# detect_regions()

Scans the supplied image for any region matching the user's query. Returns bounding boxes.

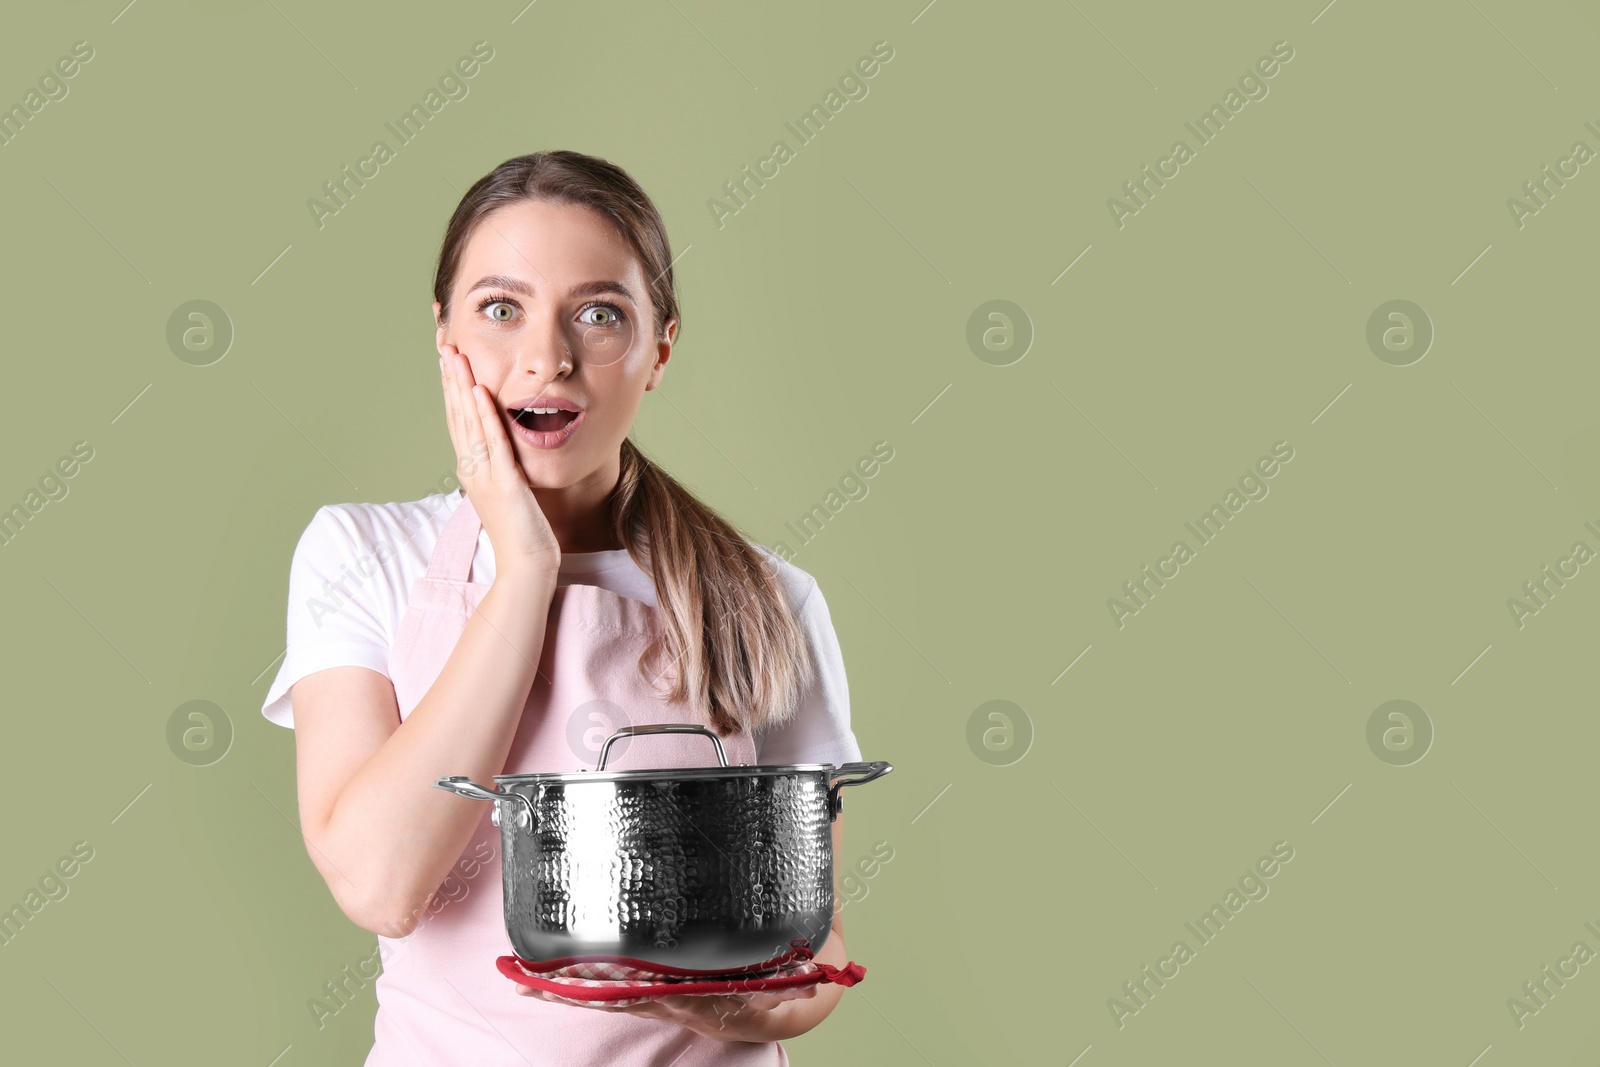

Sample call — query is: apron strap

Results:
[426,490,483,582]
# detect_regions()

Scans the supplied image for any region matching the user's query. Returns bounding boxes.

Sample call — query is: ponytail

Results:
[609,436,814,736]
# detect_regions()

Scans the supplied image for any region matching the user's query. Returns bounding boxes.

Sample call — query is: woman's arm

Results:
[290,345,564,937]
[291,560,558,938]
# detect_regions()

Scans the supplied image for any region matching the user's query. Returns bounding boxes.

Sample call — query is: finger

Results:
[471,384,522,483]
[562,997,626,1012]
[469,385,510,480]
[442,345,476,475]
[452,354,490,481]
[440,348,464,462]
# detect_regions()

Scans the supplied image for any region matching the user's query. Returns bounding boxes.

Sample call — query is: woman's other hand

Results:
[514,983,817,1041]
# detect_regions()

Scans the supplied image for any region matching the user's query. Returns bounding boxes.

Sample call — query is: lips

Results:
[505,395,584,412]
[505,395,583,434]
[511,408,579,433]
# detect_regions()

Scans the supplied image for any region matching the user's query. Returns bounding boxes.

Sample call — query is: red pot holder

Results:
[496,938,866,1006]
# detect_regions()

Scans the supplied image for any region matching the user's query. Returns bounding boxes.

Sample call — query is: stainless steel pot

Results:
[434,723,892,973]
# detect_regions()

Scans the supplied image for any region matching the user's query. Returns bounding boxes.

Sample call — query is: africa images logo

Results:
[1106,40,1296,229]
[1106,441,1295,629]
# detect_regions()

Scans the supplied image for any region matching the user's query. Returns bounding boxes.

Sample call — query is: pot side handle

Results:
[827,761,892,820]
[434,775,538,833]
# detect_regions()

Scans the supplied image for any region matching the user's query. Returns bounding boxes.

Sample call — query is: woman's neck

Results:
[528,463,624,553]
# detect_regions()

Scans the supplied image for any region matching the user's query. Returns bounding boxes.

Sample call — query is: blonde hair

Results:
[432,150,814,736]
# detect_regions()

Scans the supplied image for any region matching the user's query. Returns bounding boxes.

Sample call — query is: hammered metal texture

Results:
[496,770,835,971]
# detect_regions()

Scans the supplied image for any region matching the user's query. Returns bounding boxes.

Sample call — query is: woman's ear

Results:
[433,301,449,356]
[645,317,676,392]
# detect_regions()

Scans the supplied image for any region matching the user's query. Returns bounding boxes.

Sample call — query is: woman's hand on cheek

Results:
[438,341,563,577]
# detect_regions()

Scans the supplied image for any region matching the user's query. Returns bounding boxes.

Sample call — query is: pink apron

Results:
[366,493,785,1066]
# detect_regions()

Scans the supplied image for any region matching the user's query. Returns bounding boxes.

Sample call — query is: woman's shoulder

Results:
[747,543,826,616]
[310,486,460,526]
[294,488,462,563]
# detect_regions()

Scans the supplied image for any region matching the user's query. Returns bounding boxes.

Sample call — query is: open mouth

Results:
[510,407,580,433]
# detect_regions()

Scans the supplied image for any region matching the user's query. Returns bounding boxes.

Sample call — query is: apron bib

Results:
[364,492,782,1067]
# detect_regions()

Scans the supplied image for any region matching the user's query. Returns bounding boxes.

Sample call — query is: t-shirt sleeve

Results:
[753,575,864,767]
[260,505,395,729]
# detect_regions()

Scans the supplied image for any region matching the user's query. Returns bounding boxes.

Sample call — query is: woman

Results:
[261,150,865,1065]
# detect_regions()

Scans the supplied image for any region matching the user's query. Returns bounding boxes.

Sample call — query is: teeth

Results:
[520,406,562,414]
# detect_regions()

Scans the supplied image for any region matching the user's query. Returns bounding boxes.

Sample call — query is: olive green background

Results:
[4,0,1600,1063]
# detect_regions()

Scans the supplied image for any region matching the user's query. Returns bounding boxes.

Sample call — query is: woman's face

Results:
[433,198,672,490]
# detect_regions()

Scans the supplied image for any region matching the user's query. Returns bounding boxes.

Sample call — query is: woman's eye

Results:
[485,301,517,323]
[581,305,622,327]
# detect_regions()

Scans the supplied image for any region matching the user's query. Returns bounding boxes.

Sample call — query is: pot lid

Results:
[491,762,841,787]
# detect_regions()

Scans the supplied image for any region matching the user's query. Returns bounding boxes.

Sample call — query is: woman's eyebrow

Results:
[466,275,636,303]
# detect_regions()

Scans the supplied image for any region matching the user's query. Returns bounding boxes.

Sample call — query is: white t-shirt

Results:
[260,488,863,767]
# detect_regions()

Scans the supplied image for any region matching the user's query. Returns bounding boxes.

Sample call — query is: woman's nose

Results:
[511,325,573,381]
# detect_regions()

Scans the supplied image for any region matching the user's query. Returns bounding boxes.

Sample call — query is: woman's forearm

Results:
[319,564,558,935]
